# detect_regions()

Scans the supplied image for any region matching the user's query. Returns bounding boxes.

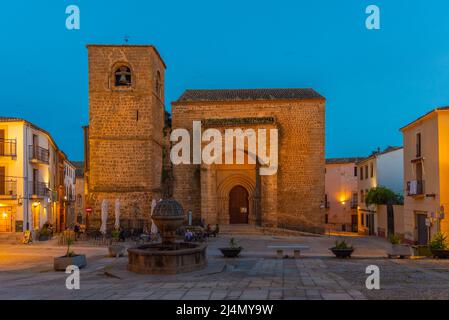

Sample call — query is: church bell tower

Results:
[85,45,166,230]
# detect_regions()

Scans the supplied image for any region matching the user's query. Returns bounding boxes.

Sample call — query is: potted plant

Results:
[54,237,87,271]
[430,232,449,259]
[330,239,354,258]
[387,234,411,258]
[108,229,126,258]
[219,238,243,258]
[38,225,52,242]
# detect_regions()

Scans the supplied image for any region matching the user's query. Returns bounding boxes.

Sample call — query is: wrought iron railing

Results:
[29,145,49,164]
[407,180,425,196]
[28,181,49,197]
[0,139,17,157]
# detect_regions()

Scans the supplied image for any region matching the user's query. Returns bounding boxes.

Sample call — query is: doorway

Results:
[366,213,375,235]
[0,208,12,232]
[416,213,428,245]
[387,204,395,237]
[229,185,249,224]
[32,203,40,230]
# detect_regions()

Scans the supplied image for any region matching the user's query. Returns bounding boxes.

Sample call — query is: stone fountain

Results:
[127,199,207,274]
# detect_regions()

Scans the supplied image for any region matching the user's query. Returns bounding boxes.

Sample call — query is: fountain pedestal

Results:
[127,199,207,274]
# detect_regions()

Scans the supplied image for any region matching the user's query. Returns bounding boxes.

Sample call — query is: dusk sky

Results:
[1,0,449,161]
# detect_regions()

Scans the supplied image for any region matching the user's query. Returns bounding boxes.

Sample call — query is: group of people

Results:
[184,221,219,242]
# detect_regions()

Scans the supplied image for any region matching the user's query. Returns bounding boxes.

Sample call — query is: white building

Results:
[357,146,404,235]
[0,118,70,239]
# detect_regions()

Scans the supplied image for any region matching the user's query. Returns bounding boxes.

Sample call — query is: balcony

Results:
[407,180,425,196]
[28,181,49,198]
[0,178,17,198]
[29,145,49,164]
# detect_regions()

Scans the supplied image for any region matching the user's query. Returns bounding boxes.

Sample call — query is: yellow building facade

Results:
[401,108,449,244]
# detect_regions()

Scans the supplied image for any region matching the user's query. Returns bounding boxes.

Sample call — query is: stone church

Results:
[84,45,326,233]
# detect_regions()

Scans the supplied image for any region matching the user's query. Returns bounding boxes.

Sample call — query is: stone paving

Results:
[0,234,448,300]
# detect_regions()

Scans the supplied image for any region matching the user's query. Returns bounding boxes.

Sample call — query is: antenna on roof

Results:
[124,35,130,44]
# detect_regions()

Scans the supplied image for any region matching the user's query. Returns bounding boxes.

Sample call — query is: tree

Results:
[365,186,403,206]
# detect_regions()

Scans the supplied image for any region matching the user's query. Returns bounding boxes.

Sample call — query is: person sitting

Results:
[74,223,81,240]
[119,227,126,242]
[206,224,212,237]
[185,230,194,242]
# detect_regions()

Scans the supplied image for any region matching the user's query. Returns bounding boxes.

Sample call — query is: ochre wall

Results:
[171,99,325,233]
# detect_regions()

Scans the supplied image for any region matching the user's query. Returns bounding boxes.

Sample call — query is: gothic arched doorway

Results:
[229,185,249,224]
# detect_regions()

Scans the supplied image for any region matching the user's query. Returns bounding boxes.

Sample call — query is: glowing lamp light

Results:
[33,201,40,207]
[1,213,7,219]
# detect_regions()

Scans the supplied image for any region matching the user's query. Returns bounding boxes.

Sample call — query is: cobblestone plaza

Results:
[1,234,448,300]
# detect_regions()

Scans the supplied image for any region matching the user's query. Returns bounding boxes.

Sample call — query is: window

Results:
[365,165,368,179]
[416,132,422,158]
[115,66,132,86]
[352,192,358,205]
[370,163,374,178]
[360,167,363,180]
[354,166,358,177]
[361,190,365,204]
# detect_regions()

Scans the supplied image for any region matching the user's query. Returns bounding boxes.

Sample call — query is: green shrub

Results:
[365,186,402,206]
[229,238,239,248]
[429,232,448,250]
[111,230,120,240]
[66,237,76,257]
[389,234,402,245]
[334,239,353,250]
[40,226,51,237]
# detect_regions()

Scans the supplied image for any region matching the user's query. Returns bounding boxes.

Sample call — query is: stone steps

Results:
[219,224,262,235]
[219,225,322,237]
[0,232,22,244]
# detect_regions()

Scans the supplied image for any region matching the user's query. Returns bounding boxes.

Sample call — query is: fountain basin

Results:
[127,242,207,274]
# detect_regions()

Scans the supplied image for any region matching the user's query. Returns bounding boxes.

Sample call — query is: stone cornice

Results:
[202,117,276,127]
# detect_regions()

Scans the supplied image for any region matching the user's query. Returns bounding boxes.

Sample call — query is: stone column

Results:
[260,166,278,228]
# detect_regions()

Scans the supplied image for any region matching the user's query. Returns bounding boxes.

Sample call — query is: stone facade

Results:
[84,45,166,230]
[172,92,326,233]
[84,45,326,234]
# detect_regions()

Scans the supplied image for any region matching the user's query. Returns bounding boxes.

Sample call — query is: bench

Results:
[268,245,311,259]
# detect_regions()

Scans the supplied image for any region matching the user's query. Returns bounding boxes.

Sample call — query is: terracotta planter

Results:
[219,247,242,258]
[431,249,449,259]
[54,255,87,271]
[330,248,354,258]
[108,244,126,258]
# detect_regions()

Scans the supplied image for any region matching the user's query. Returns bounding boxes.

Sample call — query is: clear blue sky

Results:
[1,0,449,161]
